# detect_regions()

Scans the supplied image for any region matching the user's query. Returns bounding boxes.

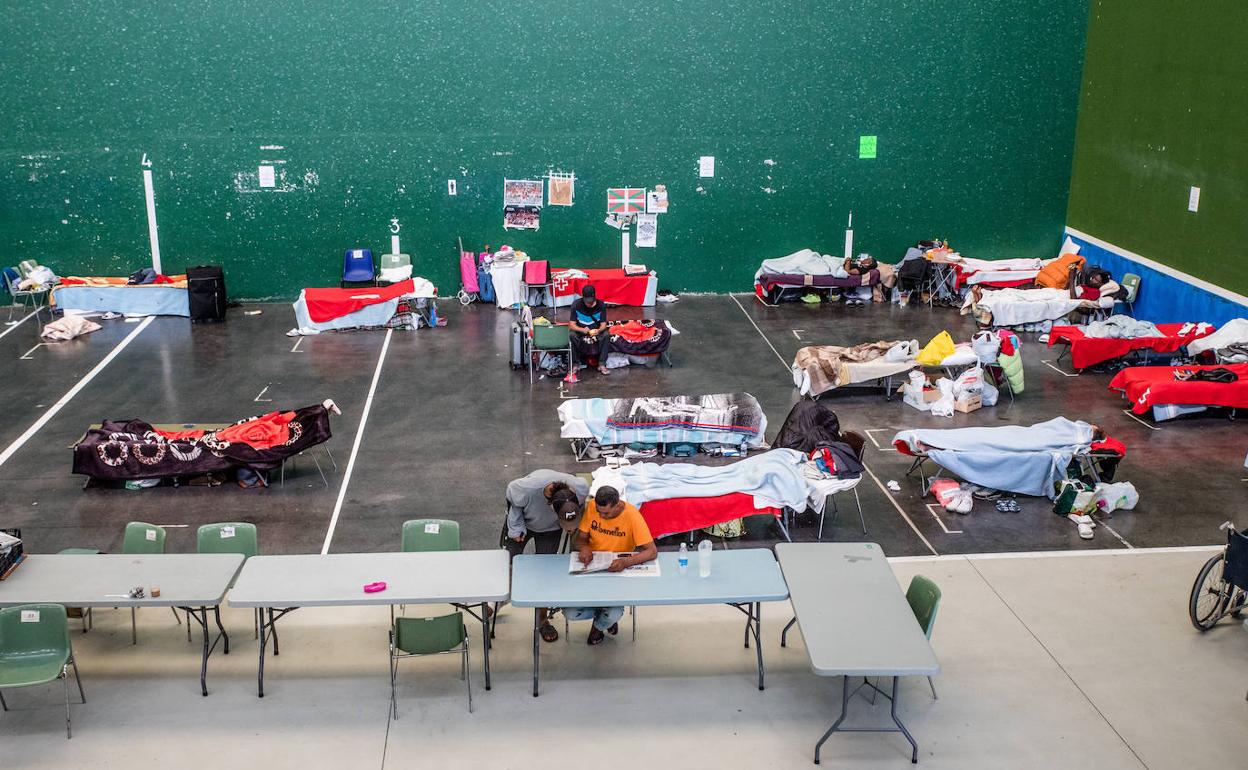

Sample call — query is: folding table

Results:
[228,550,509,697]
[775,542,939,764]
[511,548,789,696]
[0,553,244,696]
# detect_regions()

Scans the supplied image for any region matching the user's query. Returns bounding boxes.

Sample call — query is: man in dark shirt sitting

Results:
[568,284,611,379]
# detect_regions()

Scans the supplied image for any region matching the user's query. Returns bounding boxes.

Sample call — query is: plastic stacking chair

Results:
[520,305,573,385]
[905,575,941,699]
[1119,273,1141,316]
[121,522,177,644]
[0,604,86,738]
[341,248,376,286]
[196,523,259,640]
[401,519,460,552]
[3,266,49,322]
[389,612,472,718]
[823,430,868,538]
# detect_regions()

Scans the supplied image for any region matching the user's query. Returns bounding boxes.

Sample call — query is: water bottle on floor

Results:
[678,543,689,575]
[698,539,712,577]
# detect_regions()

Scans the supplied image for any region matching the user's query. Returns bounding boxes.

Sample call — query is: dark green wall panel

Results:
[1067,1,1248,295]
[2,1,1088,300]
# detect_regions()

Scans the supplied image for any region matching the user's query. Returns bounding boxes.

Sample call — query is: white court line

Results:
[925,503,964,534]
[888,544,1220,563]
[254,385,272,402]
[320,328,393,554]
[0,309,39,340]
[1121,409,1161,431]
[863,428,898,451]
[1098,521,1134,548]
[1040,359,1079,377]
[290,338,304,353]
[0,316,154,469]
[19,343,45,360]
[791,329,804,340]
[729,294,788,369]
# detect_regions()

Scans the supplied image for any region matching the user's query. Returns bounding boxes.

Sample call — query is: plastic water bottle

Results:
[698,539,712,578]
[678,543,689,575]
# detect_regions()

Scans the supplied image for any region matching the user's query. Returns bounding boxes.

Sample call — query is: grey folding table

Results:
[511,548,789,696]
[228,550,510,697]
[0,553,244,696]
[775,542,939,764]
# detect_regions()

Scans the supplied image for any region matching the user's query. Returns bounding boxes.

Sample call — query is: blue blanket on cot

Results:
[619,449,810,509]
[53,285,190,317]
[560,397,768,448]
[893,417,1094,499]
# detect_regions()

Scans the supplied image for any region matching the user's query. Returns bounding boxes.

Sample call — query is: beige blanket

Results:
[792,341,910,395]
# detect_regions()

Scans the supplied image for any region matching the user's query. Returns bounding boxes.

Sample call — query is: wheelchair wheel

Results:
[1189,552,1231,631]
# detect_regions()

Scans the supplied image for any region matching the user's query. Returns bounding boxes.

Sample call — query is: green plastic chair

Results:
[389,612,471,718]
[380,253,411,271]
[121,522,173,644]
[520,305,573,384]
[196,523,260,640]
[0,604,86,738]
[906,574,942,699]
[1119,273,1141,316]
[401,519,460,553]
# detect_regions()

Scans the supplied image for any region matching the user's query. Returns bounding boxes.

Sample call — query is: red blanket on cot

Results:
[639,493,780,539]
[303,280,414,323]
[1049,323,1213,370]
[1109,364,1248,414]
[553,269,650,306]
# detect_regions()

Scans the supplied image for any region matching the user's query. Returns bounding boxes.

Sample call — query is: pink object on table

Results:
[363,581,387,593]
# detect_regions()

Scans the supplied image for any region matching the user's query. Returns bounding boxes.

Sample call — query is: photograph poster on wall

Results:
[647,185,668,213]
[503,179,545,207]
[635,213,657,247]
[547,173,575,206]
[503,205,541,230]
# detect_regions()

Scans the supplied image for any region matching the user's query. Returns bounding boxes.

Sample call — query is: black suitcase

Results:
[510,322,526,369]
[187,265,227,323]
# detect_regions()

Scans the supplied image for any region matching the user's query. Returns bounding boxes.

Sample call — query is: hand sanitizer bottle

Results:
[678,542,689,575]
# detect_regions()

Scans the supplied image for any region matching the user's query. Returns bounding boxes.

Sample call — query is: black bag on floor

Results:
[187,265,227,323]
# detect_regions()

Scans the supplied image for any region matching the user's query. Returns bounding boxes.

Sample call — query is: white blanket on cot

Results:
[755,249,847,280]
[591,449,813,511]
[977,287,1110,327]
[1187,318,1248,355]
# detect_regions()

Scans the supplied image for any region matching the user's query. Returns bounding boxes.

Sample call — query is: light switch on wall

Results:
[447,179,457,196]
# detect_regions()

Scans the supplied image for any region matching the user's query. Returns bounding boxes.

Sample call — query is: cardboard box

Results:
[953,394,982,413]
[901,386,942,412]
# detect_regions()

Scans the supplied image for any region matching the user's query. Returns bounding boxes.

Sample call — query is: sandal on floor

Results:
[607,622,619,636]
[1068,513,1095,539]
[539,621,559,643]
[587,626,606,645]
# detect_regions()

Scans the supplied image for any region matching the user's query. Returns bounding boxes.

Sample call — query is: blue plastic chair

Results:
[342,249,375,285]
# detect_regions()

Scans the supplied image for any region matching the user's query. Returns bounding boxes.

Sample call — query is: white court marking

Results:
[1121,409,1161,431]
[19,343,46,360]
[320,329,393,554]
[0,310,39,340]
[254,385,273,402]
[791,329,804,340]
[290,337,304,353]
[0,316,154,469]
[1040,359,1080,377]
[729,294,788,368]
[863,428,898,451]
[925,503,963,534]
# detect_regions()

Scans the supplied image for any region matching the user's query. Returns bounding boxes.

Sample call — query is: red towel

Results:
[524,260,549,284]
[639,493,779,539]
[610,320,659,342]
[303,279,415,323]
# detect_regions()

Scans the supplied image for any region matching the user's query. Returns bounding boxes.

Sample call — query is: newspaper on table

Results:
[568,551,661,577]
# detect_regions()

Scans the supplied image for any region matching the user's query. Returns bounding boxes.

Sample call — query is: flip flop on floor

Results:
[539,621,559,643]
[1068,513,1096,539]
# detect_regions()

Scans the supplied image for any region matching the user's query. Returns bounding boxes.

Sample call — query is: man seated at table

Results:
[568,486,658,645]
[567,284,611,381]
[501,469,590,643]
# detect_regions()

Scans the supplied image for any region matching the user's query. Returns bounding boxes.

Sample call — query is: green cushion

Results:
[532,325,570,349]
[0,605,71,689]
[394,613,465,655]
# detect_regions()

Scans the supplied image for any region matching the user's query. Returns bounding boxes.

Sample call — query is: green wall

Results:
[2,1,1088,300]
[1067,1,1248,295]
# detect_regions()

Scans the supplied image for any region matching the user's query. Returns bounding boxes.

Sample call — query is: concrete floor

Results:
[0,294,1243,558]
[1,548,1244,769]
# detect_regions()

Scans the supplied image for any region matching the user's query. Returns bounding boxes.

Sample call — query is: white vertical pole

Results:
[843,210,854,261]
[621,230,631,268]
[142,169,162,274]
[391,235,401,254]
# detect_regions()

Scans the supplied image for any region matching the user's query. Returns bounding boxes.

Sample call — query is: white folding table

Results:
[228,550,509,697]
[0,553,244,696]
[511,548,789,696]
[776,542,939,764]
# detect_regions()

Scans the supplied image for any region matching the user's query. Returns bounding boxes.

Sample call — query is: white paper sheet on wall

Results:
[258,165,276,188]
[636,213,657,248]
[699,156,715,177]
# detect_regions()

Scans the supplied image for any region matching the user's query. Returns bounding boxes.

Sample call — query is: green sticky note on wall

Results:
[858,135,877,159]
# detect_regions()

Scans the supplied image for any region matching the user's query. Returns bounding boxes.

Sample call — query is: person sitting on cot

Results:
[1067,265,1122,302]
[501,470,590,643]
[567,284,611,381]
[568,486,658,645]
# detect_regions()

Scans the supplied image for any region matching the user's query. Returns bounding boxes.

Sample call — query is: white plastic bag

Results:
[930,378,956,417]
[953,366,983,399]
[1092,482,1138,514]
[886,339,919,362]
[980,377,999,407]
[971,330,1000,363]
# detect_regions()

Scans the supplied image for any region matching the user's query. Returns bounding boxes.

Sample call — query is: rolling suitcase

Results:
[510,322,526,370]
[187,265,227,323]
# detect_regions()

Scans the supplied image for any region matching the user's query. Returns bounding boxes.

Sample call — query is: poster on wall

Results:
[635,213,657,247]
[646,185,668,214]
[607,187,646,214]
[547,173,575,206]
[503,205,541,230]
[503,179,545,207]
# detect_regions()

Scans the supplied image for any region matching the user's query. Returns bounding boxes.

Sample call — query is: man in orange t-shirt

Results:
[568,486,658,645]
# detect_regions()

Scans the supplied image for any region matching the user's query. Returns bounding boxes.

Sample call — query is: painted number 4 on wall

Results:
[141,153,153,168]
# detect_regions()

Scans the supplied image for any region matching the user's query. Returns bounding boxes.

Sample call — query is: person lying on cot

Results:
[501,470,590,643]
[570,486,658,645]
[568,284,611,380]
[1067,265,1122,302]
